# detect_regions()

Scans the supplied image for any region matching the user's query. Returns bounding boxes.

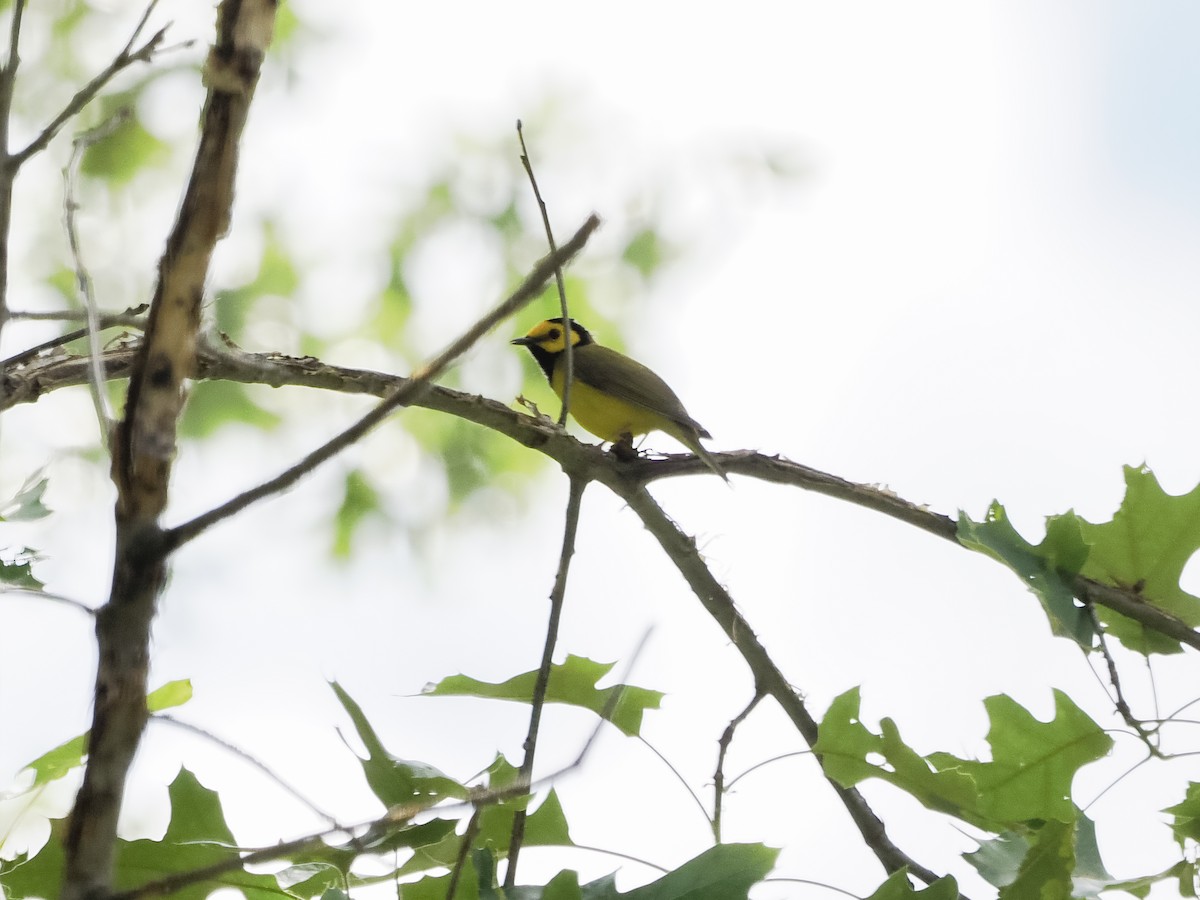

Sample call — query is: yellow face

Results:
[517,319,585,353]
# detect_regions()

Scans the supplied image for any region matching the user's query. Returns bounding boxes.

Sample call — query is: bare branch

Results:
[713,691,764,841]
[616,483,958,891]
[162,214,601,552]
[505,475,587,887]
[13,1,173,166]
[64,112,134,445]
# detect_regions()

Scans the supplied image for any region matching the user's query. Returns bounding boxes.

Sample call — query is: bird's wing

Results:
[571,345,711,438]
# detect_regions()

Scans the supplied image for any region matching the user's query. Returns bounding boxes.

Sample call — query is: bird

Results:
[511,317,727,480]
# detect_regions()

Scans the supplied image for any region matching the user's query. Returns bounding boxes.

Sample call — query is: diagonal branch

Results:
[162,214,600,552]
[614,483,962,893]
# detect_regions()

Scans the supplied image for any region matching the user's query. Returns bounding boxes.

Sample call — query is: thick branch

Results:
[61,4,276,899]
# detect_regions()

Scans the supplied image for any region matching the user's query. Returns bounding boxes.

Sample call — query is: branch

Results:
[713,692,764,841]
[162,213,601,552]
[505,475,587,886]
[64,113,135,445]
[12,0,173,166]
[516,119,573,426]
[61,3,277,898]
[7,343,1195,656]
[614,483,957,891]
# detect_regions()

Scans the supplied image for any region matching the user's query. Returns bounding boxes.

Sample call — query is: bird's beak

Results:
[511,337,536,347]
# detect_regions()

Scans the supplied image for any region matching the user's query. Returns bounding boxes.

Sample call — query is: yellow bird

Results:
[512,318,727,480]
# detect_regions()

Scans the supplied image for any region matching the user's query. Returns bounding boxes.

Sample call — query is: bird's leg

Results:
[610,432,639,462]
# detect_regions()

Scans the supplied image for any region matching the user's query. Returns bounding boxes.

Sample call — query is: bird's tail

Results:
[681,433,729,483]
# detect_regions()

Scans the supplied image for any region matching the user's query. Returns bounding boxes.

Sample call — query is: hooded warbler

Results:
[512,318,727,480]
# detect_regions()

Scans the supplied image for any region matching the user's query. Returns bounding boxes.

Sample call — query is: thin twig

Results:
[0,586,97,616]
[64,112,134,445]
[13,0,172,166]
[637,735,712,827]
[7,305,148,323]
[505,474,587,887]
[0,310,145,370]
[163,213,600,552]
[446,808,482,900]
[1082,602,1160,754]
[516,120,573,427]
[152,714,343,827]
[713,691,764,841]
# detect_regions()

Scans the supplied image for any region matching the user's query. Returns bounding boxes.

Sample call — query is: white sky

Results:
[4,2,1200,898]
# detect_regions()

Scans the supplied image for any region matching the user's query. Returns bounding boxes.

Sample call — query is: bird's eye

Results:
[548,328,561,339]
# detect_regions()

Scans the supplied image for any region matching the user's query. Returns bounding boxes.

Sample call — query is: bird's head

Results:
[511,317,594,355]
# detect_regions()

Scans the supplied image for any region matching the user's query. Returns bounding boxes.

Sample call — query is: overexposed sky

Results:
[4,3,1200,898]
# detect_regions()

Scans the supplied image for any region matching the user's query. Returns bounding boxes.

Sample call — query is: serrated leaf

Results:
[814,688,981,825]
[331,681,467,807]
[864,870,959,900]
[929,691,1111,826]
[423,655,662,737]
[1166,782,1200,847]
[0,768,285,900]
[957,501,1093,647]
[1,473,52,521]
[1074,465,1200,654]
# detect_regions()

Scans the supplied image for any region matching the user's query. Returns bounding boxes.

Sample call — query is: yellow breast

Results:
[550,370,667,443]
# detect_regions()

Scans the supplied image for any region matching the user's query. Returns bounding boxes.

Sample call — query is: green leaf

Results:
[814,688,982,825]
[331,681,467,807]
[81,106,170,184]
[929,691,1111,826]
[180,381,282,438]
[620,843,776,900]
[957,501,1093,647]
[864,870,960,900]
[148,679,194,712]
[276,819,457,897]
[422,655,663,737]
[965,831,1026,889]
[332,469,382,559]
[621,228,670,279]
[0,547,44,591]
[216,222,300,338]
[1074,465,1200,654]
[18,681,192,789]
[998,819,1073,900]
[1166,782,1200,847]
[1,472,52,521]
[0,768,285,900]
[397,789,573,877]
[818,689,1110,831]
